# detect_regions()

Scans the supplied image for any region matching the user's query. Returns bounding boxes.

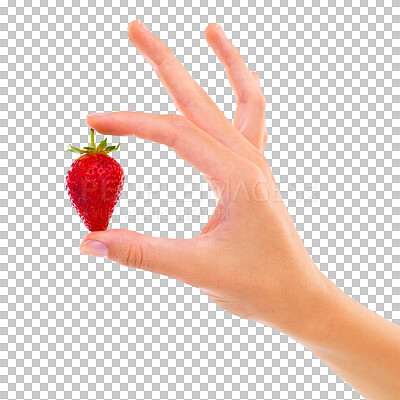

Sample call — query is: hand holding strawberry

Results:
[65,128,124,231]
[73,20,400,400]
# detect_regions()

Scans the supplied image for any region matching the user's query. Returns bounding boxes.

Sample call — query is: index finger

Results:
[86,111,243,187]
[127,20,247,152]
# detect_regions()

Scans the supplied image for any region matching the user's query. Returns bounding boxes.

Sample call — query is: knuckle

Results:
[153,56,172,72]
[175,86,211,109]
[255,92,267,109]
[238,89,266,110]
[252,151,269,173]
[170,113,188,129]
[236,159,263,182]
[247,162,264,182]
[175,91,195,109]
[167,114,188,147]
[124,241,147,270]
[225,49,241,69]
[197,86,211,100]
[169,115,186,145]
[169,114,201,143]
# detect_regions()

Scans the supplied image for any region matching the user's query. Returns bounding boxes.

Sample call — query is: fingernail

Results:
[87,112,109,118]
[80,240,108,258]
[216,24,227,38]
[139,20,151,32]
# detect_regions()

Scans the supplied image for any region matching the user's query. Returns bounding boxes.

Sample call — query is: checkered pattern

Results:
[1,1,399,399]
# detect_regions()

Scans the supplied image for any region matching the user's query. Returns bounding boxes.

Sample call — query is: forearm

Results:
[288,272,400,400]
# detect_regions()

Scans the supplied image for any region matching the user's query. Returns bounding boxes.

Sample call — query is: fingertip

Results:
[127,21,134,42]
[205,23,216,33]
[205,23,219,38]
[127,19,142,40]
[205,24,228,46]
[87,112,109,118]
[85,114,97,129]
[85,112,112,130]
[80,239,109,258]
[80,231,100,249]
[85,117,93,128]
[86,111,137,136]
[80,230,114,254]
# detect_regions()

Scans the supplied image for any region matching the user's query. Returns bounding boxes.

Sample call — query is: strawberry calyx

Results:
[66,128,120,155]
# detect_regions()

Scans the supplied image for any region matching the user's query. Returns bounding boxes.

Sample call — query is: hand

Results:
[80,20,325,336]
[80,21,400,400]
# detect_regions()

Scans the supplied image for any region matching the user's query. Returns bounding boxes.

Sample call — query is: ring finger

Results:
[205,24,267,150]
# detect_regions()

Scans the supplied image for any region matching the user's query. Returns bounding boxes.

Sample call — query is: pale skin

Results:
[80,20,400,399]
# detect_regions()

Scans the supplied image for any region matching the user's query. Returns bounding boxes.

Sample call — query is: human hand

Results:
[79,21,400,399]
[80,20,329,338]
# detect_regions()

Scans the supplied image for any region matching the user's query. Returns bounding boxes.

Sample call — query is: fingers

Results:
[86,111,243,185]
[261,127,268,149]
[126,20,256,162]
[250,71,268,149]
[205,24,267,150]
[251,72,268,148]
[251,71,260,85]
[80,229,210,288]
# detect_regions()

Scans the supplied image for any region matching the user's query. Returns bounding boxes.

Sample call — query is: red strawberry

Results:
[65,128,125,231]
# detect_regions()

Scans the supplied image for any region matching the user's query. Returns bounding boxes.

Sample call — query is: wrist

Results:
[269,266,349,348]
[282,266,400,400]
[283,268,398,355]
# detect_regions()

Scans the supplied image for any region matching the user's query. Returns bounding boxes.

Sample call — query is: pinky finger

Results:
[262,127,268,149]
[251,71,260,86]
[250,72,268,147]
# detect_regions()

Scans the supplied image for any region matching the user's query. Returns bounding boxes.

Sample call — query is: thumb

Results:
[79,229,206,287]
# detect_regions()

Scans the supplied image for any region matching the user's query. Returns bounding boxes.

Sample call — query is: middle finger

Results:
[127,20,257,160]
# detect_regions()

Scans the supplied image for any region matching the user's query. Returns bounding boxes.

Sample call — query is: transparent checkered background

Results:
[1,1,399,399]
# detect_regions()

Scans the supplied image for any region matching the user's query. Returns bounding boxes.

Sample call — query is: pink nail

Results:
[87,112,109,118]
[80,240,108,258]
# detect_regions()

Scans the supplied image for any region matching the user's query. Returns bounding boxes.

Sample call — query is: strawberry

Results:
[65,128,125,231]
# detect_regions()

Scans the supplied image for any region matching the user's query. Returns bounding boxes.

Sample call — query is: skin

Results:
[80,20,400,399]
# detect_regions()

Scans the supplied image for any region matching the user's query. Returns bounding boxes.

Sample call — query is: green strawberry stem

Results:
[66,128,120,155]
[90,128,95,148]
